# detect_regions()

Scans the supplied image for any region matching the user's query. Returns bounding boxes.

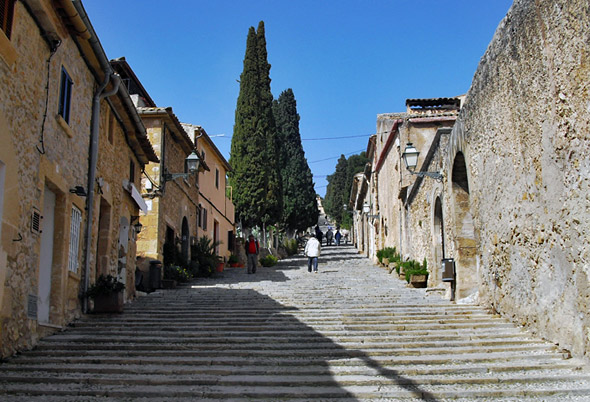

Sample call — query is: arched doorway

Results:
[451,152,478,299]
[433,196,444,284]
[181,217,189,265]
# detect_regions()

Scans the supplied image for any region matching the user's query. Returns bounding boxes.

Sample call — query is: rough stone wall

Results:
[374,115,402,256]
[137,117,200,266]
[95,103,143,301]
[447,0,590,357]
[0,2,94,357]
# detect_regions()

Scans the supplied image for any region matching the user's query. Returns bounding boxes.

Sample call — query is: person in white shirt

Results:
[304,233,321,273]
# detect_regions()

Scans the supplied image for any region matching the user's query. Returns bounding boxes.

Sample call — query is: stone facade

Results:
[135,108,202,269]
[442,0,590,357]
[354,0,590,359]
[0,0,157,358]
[184,124,235,261]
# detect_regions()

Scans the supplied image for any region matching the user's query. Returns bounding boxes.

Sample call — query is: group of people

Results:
[243,225,348,275]
[314,225,345,246]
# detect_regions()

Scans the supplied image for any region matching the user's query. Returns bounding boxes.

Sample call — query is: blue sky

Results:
[83,1,513,197]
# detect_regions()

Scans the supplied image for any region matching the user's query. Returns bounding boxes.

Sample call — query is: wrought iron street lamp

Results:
[163,150,201,182]
[401,142,443,181]
[362,202,379,220]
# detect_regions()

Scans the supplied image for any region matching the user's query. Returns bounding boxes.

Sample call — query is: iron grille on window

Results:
[0,0,15,39]
[68,206,82,273]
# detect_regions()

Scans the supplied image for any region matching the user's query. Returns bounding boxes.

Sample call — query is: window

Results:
[58,67,73,124]
[68,206,82,273]
[129,159,135,184]
[202,208,207,231]
[0,0,16,39]
[107,109,115,144]
[215,168,219,189]
[197,204,202,228]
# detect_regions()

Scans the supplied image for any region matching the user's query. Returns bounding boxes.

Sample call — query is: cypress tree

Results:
[229,21,282,229]
[274,89,318,233]
[255,21,282,226]
[324,154,349,225]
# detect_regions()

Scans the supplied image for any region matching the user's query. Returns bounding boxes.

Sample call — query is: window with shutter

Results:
[58,66,73,124]
[0,0,16,39]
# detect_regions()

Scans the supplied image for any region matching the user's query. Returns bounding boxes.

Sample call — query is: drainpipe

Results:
[82,74,120,313]
[70,0,123,313]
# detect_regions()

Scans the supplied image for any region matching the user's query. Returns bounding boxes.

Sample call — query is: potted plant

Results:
[404,258,429,288]
[163,265,192,288]
[260,254,278,267]
[191,235,222,277]
[228,254,242,267]
[86,274,125,313]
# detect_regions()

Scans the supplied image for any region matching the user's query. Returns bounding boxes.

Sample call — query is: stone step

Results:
[5,351,568,367]
[0,360,585,378]
[1,380,590,400]
[37,337,546,351]
[1,372,590,387]
[22,342,554,359]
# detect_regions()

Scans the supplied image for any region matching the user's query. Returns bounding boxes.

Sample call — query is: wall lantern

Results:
[130,216,143,234]
[163,150,201,182]
[362,202,379,219]
[402,142,443,181]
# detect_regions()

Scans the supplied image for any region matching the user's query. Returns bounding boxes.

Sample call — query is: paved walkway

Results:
[1,245,590,400]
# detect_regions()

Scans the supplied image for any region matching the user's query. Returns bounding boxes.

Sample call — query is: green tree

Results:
[324,154,348,225]
[324,152,369,228]
[229,21,282,228]
[273,89,318,233]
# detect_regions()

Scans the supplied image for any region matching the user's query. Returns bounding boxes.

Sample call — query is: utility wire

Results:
[302,133,375,141]
[309,149,365,164]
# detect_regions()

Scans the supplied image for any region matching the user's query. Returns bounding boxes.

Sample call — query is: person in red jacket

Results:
[245,234,260,274]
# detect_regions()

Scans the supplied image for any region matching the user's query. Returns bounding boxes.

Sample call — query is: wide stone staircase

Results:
[1,245,590,401]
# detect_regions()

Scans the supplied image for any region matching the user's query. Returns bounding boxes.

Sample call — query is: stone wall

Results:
[446,0,590,357]
[0,2,93,357]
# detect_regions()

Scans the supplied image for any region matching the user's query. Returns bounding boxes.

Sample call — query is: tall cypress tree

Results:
[255,21,282,226]
[229,21,282,229]
[324,154,349,225]
[273,89,318,233]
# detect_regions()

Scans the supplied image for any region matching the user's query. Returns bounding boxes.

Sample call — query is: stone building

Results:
[112,59,235,272]
[354,0,590,358]
[0,0,157,357]
[437,0,590,357]
[350,98,461,278]
[183,124,235,261]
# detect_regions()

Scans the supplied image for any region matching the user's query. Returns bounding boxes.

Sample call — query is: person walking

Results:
[304,233,321,273]
[325,228,334,246]
[245,234,259,274]
[334,229,342,246]
[314,225,323,245]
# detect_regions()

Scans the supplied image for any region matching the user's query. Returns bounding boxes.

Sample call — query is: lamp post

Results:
[163,150,202,182]
[401,142,443,181]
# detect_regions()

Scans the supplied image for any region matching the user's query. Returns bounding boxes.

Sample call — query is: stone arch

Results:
[450,151,478,299]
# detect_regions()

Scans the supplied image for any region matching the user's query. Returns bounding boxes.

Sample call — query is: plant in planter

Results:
[228,254,242,267]
[260,254,278,267]
[163,265,192,288]
[190,235,222,277]
[404,258,429,288]
[86,274,125,313]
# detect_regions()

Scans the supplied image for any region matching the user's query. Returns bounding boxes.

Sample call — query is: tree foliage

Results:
[229,21,282,228]
[273,89,318,233]
[324,151,369,227]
